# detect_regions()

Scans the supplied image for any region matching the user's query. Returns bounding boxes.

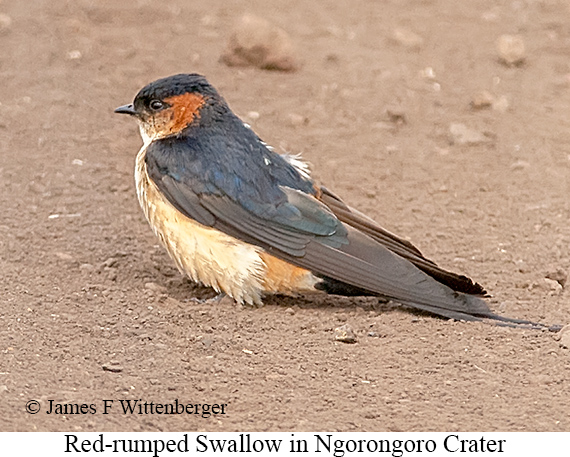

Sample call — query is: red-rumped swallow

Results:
[115,73,555,329]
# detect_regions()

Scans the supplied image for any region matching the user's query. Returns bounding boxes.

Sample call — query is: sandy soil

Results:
[1,0,569,432]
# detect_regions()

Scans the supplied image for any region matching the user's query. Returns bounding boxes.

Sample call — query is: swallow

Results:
[115,73,556,329]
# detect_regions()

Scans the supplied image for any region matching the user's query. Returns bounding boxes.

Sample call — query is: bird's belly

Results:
[134,147,318,305]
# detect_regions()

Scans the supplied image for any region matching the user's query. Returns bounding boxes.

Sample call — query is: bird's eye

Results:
[149,100,164,111]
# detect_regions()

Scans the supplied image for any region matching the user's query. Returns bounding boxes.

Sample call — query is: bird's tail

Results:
[316,275,562,332]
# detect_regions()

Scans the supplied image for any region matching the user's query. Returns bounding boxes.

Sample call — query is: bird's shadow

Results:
[163,276,437,319]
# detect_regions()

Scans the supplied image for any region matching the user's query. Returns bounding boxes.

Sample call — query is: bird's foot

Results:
[203,292,237,307]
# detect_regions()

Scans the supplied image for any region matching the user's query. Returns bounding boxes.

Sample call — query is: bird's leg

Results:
[203,292,227,304]
[203,292,238,307]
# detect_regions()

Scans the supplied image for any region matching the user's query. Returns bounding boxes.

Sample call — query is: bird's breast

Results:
[134,145,318,305]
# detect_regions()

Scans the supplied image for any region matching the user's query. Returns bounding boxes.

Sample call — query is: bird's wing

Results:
[146,143,498,322]
[317,186,487,296]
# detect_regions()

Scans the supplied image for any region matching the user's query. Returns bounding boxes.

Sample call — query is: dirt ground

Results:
[1,0,569,432]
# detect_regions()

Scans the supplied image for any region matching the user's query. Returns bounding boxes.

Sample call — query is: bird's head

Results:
[115,73,223,143]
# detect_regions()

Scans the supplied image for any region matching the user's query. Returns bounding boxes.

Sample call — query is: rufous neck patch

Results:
[164,92,206,134]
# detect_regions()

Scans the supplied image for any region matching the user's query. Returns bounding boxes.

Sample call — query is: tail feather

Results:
[315,275,560,331]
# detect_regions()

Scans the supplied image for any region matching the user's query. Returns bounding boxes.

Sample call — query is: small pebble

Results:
[449,123,491,145]
[79,263,95,273]
[66,50,82,60]
[55,252,74,261]
[496,34,526,66]
[385,106,407,125]
[220,14,298,72]
[334,324,357,344]
[545,269,567,288]
[391,27,423,50]
[510,160,530,171]
[0,13,12,34]
[419,67,436,80]
[201,337,214,348]
[559,325,570,349]
[101,257,118,268]
[470,90,494,110]
[102,364,123,373]
[530,278,563,295]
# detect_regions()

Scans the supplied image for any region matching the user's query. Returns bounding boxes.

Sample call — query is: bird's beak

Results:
[114,104,137,116]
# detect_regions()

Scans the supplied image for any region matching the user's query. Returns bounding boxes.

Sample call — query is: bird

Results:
[114,73,556,330]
